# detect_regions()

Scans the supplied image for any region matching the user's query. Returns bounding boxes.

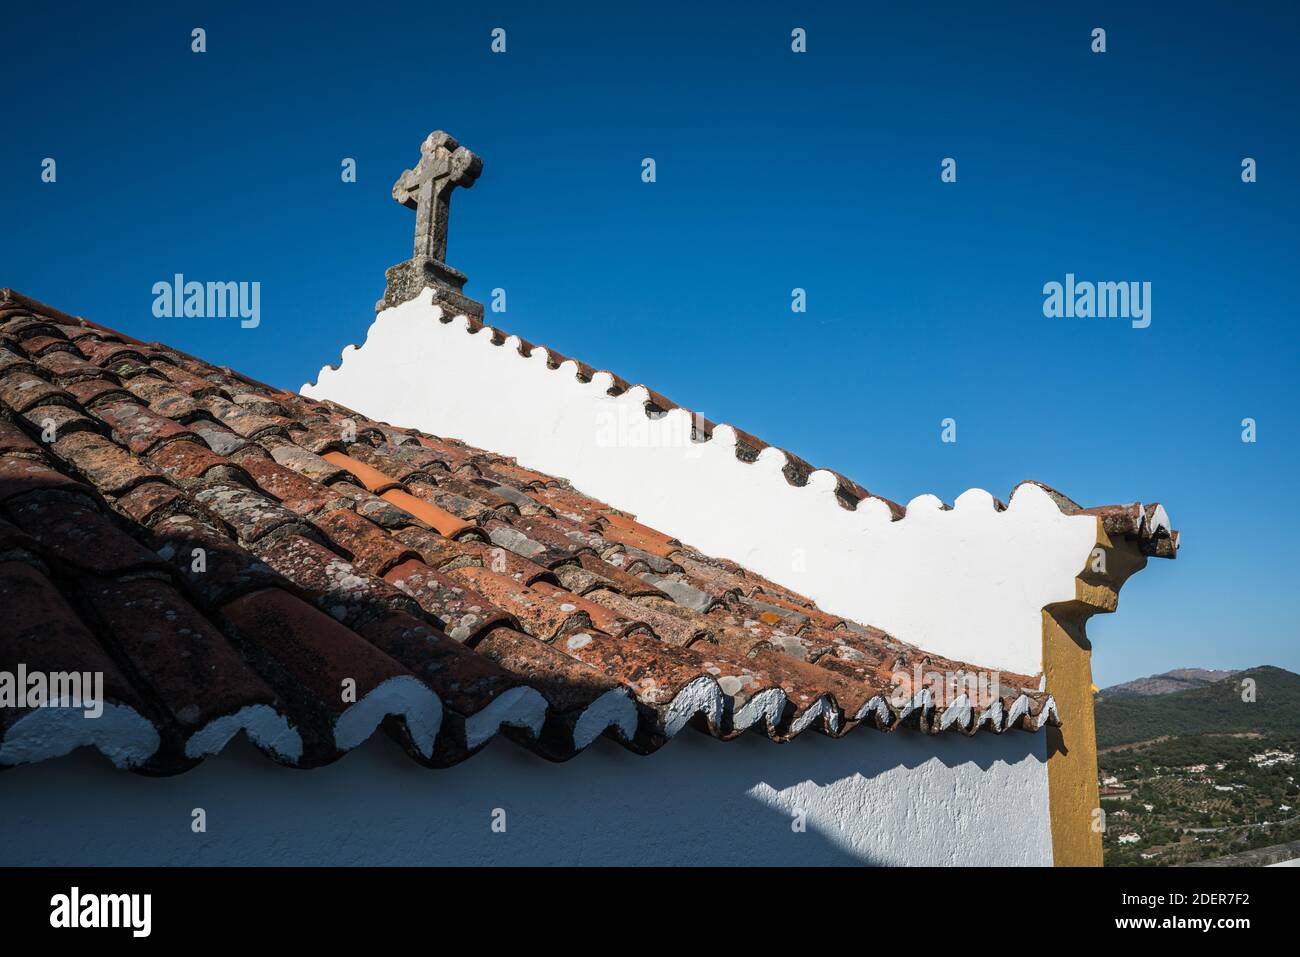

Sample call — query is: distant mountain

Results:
[1094,666,1300,750]
[1100,668,1240,698]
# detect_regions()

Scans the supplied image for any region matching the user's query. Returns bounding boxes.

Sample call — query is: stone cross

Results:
[380,131,485,318]
[392,131,483,263]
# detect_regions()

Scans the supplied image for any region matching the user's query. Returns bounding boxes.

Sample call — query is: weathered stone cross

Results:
[380,131,485,318]
[392,130,482,263]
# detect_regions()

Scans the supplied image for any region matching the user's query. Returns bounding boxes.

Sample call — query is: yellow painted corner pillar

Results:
[1043,520,1148,866]
[1044,607,1102,866]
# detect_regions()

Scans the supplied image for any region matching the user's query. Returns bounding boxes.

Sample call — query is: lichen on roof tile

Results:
[0,287,1073,776]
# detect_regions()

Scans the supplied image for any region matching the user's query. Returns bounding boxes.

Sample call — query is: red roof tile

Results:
[0,288,1067,775]
[380,487,473,537]
[321,449,402,494]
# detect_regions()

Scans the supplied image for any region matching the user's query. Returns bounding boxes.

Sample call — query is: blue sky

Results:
[3,1,1297,685]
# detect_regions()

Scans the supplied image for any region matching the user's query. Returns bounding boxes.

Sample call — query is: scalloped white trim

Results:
[733,688,787,733]
[975,699,1004,731]
[664,676,724,736]
[463,685,549,749]
[334,676,443,758]
[572,687,639,749]
[0,702,160,769]
[940,694,972,731]
[853,696,895,728]
[1005,694,1032,730]
[790,696,839,735]
[185,704,304,762]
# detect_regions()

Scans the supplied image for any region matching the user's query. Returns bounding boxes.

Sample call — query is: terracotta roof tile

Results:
[199,394,292,439]
[412,435,479,470]
[383,558,515,642]
[314,507,419,575]
[50,430,161,494]
[15,334,71,357]
[63,377,134,408]
[255,532,424,624]
[380,488,474,537]
[35,348,104,382]
[321,449,402,494]
[146,514,285,608]
[218,586,428,764]
[464,540,555,586]
[599,521,679,558]
[146,436,236,480]
[0,417,41,454]
[447,565,591,640]
[195,417,262,455]
[528,484,612,524]
[600,510,675,545]
[484,516,590,567]
[673,553,755,599]
[0,288,1070,775]
[403,478,489,521]
[0,370,72,412]
[0,512,40,555]
[0,455,92,502]
[20,402,103,440]
[549,628,720,738]
[390,525,482,569]
[530,579,646,637]
[489,461,558,489]
[120,374,196,408]
[638,571,719,612]
[265,441,347,483]
[153,361,222,397]
[112,479,188,525]
[372,441,450,475]
[584,588,707,647]
[80,576,283,745]
[5,493,165,576]
[336,443,434,484]
[551,561,611,595]
[238,455,345,516]
[0,346,34,378]
[602,542,678,575]
[325,481,423,530]
[434,470,520,509]
[192,483,304,543]
[479,480,548,515]
[78,339,148,368]
[476,626,617,712]
[574,551,668,597]
[0,561,159,767]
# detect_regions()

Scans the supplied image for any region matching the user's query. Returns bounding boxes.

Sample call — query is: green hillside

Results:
[1094,666,1300,750]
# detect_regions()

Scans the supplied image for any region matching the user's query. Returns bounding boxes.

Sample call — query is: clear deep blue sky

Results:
[3,2,1297,685]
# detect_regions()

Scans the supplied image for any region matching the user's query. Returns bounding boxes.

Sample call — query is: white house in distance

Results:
[0,133,1177,867]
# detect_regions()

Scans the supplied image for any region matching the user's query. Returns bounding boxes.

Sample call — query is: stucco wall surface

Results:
[0,727,1052,866]
[304,291,1098,675]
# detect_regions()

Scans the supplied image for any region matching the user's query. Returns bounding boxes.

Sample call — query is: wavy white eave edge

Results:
[0,675,1057,773]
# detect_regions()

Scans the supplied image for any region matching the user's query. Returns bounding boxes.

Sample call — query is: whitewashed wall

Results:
[0,729,1052,866]
[305,292,1099,675]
